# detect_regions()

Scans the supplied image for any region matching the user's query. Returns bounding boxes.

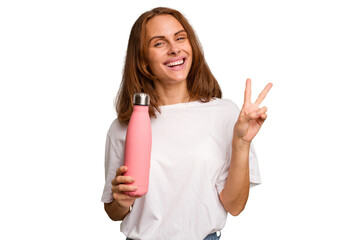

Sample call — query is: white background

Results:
[1,0,359,239]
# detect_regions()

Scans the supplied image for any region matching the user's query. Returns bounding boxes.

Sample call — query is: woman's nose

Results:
[168,42,180,55]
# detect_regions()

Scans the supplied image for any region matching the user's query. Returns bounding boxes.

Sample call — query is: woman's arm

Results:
[104,201,130,221]
[220,79,272,216]
[219,140,250,216]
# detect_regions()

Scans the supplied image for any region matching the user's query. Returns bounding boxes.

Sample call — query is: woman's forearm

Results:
[104,200,130,221]
[219,139,250,216]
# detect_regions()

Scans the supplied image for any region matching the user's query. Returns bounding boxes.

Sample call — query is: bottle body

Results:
[123,105,152,197]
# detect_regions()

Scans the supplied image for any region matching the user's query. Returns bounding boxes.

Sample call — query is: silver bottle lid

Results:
[133,93,150,106]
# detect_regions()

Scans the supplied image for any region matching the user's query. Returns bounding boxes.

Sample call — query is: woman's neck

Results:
[156,81,192,106]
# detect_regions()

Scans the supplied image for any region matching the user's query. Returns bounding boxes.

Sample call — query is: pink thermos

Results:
[123,93,152,197]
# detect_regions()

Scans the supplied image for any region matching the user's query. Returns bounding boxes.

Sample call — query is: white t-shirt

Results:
[101,98,261,240]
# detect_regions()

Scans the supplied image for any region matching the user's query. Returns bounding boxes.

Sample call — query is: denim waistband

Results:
[126,231,221,240]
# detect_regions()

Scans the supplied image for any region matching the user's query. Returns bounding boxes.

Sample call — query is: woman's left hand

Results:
[233,78,273,145]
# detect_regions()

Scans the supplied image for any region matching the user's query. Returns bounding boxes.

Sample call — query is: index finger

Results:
[116,166,127,176]
[255,83,273,105]
[244,78,252,103]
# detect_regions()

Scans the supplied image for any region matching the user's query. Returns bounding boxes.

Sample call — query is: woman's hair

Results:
[115,7,222,125]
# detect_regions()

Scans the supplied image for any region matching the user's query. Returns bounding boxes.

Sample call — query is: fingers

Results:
[113,192,141,202]
[111,166,141,207]
[116,166,128,176]
[255,82,273,105]
[244,78,251,103]
[111,175,135,186]
[111,166,137,193]
[257,106,268,116]
[111,183,138,194]
[246,106,268,121]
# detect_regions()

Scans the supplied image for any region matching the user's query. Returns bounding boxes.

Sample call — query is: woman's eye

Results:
[154,42,164,47]
[177,37,186,41]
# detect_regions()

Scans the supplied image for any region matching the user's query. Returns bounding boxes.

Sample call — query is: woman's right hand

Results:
[111,166,140,208]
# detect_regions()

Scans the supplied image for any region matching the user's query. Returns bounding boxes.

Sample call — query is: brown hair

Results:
[115,7,222,125]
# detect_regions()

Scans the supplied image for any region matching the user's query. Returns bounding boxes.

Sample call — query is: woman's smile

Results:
[164,57,186,71]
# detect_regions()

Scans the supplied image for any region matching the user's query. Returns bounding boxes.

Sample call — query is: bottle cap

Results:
[133,93,150,106]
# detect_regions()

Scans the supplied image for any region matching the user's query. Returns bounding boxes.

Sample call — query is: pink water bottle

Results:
[123,93,152,197]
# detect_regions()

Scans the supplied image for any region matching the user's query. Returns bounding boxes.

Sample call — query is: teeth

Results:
[166,59,184,67]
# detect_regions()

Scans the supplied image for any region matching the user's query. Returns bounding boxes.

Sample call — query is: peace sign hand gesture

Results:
[233,78,273,146]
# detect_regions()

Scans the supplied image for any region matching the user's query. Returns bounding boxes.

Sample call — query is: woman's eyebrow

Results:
[148,30,186,44]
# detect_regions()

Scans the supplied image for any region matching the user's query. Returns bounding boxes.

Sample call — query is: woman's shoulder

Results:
[213,98,240,112]
[107,118,127,139]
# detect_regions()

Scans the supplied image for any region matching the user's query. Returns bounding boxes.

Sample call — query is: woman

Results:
[101,7,272,240]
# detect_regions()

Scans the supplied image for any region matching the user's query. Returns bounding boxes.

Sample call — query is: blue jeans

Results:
[204,231,221,240]
[126,231,221,240]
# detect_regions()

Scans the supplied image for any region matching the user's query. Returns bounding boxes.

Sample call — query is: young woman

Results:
[101,7,272,240]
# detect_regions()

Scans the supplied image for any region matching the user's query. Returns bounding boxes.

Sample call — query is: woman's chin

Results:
[158,74,188,84]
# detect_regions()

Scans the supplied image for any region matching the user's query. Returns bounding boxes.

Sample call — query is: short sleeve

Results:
[249,143,262,187]
[101,134,125,203]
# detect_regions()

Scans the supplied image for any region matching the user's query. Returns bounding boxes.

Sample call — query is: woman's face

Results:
[145,14,193,85]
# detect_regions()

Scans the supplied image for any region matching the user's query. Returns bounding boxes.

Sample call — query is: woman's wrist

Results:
[105,200,131,221]
[115,200,131,212]
[232,138,251,150]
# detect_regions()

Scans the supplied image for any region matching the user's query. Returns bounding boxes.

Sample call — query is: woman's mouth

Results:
[164,58,186,71]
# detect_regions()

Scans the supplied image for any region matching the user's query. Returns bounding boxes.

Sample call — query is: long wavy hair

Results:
[115,7,222,125]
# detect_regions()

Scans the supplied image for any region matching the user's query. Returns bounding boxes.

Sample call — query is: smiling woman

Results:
[114,7,222,125]
[101,6,271,240]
